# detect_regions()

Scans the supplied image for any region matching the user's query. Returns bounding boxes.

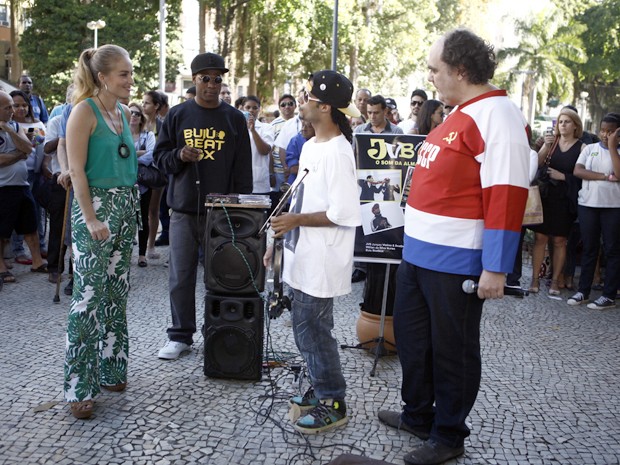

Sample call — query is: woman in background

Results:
[129,102,156,267]
[529,109,584,295]
[415,99,444,136]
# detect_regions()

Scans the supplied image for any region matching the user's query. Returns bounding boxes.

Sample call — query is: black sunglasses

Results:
[130,111,142,117]
[197,75,223,84]
[410,100,424,107]
[280,101,295,108]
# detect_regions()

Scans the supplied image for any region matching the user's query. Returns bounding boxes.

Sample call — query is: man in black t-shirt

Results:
[154,52,252,360]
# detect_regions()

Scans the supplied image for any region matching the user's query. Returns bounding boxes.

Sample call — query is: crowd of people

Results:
[1,26,619,465]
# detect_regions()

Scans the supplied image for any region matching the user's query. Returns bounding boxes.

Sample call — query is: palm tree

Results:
[498,11,586,123]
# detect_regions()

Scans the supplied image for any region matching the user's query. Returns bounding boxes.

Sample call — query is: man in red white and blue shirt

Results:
[378,29,530,465]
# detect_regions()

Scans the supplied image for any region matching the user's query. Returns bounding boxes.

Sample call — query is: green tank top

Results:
[84,98,137,189]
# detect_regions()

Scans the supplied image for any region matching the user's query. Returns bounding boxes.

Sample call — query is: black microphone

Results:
[462,279,529,297]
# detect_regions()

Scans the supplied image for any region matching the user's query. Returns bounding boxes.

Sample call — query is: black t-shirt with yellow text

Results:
[154,100,252,214]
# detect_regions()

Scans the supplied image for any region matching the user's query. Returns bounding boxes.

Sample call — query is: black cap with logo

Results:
[306,70,361,118]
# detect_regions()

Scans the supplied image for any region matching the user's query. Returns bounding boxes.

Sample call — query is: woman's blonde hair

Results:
[72,44,130,105]
[554,108,583,139]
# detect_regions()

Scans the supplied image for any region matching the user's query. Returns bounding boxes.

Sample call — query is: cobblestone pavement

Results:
[1,248,619,465]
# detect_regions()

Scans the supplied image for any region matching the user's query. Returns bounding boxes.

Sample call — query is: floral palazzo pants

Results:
[64,186,139,402]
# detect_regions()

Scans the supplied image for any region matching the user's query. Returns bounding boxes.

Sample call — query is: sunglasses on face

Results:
[303,91,322,104]
[197,75,223,84]
[280,101,295,108]
[410,100,424,107]
[130,111,142,117]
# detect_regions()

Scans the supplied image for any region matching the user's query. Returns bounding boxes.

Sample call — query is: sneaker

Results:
[294,399,347,434]
[158,340,191,360]
[587,296,616,310]
[289,388,320,411]
[567,292,588,306]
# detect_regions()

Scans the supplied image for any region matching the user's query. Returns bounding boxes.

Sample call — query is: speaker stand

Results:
[341,263,395,377]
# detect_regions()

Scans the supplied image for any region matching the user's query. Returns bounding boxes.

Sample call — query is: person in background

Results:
[529,108,584,295]
[414,99,444,135]
[64,44,138,419]
[243,96,274,195]
[129,102,156,267]
[142,90,168,253]
[0,90,47,284]
[385,98,400,125]
[9,89,47,264]
[271,94,297,196]
[355,88,371,121]
[568,113,620,309]
[185,86,196,100]
[286,118,315,185]
[219,83,232,104]
[18,74,49,124]
[398,89,428,134]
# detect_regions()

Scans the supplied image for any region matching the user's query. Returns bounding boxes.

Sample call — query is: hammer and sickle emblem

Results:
[443,132,458,144]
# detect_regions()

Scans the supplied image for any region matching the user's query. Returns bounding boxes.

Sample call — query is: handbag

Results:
[522,184,544,226]
[137,163,167,189]
[533,137,559,199]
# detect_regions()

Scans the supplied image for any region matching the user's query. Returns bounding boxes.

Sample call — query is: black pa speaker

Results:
[204,293,264,381]
[205,208,267,295]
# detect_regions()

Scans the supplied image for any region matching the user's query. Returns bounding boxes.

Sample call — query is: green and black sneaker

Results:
[294,399,348,434]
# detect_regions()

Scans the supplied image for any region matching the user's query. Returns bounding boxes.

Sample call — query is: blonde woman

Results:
[64,45,138,419]
[529,108,584,294]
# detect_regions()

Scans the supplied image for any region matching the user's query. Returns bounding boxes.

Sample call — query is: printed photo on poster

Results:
[361,201,405,236]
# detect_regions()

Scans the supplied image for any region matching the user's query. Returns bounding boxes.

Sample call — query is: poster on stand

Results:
[353,133,425,262]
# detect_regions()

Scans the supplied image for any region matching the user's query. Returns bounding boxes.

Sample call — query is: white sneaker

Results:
[567,292,588,306]
[158,341,191,360]
[147,248,161,260]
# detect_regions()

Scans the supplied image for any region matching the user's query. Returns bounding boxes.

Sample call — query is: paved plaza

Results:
[0,247,619,465]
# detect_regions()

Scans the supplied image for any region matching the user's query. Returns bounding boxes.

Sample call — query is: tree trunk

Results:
[199,1,206,53]
[9,0,22,82]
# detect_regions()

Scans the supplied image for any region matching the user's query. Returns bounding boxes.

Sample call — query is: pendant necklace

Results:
[97,95,130,158]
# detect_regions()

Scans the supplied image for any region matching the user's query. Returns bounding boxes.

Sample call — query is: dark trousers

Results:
[167,211,206,344]
[47,182,69,273]
[159,187,170,238]
[138,188,152,256]
[577,206,620,299]
[393,262,483,448]
[506,228,526,286]
[563,221,580,279]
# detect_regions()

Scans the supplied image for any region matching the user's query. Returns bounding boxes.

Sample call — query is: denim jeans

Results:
[291,289,346,400]
[393,261,483,448]
[577,205,620,299]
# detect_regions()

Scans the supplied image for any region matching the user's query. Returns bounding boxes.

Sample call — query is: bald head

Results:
[0,91,14,122]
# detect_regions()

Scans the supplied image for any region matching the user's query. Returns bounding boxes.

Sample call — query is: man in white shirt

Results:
[269,70,362,434]
[243,96,274,194]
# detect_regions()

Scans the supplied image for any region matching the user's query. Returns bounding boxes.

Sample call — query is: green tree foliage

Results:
[497,10,586,115]
[19,0,183,106]
[576,0,620,118]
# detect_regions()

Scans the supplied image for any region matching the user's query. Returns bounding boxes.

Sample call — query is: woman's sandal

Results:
[101,382,126,392]
[0,271,15,283]
[529,279,540,294]
[70,400,94,419]
[549,280,561,296]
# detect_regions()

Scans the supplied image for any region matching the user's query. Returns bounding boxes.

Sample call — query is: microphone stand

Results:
[341,262,397,377]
